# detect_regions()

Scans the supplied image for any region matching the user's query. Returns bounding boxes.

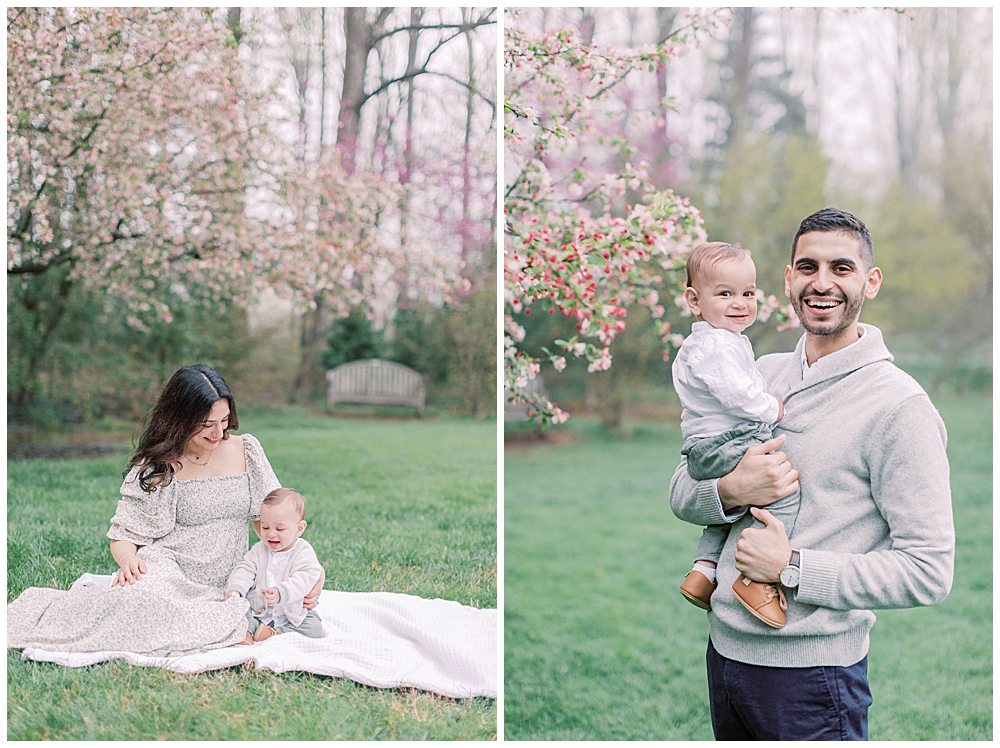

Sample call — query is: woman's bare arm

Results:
[110,538,146,585]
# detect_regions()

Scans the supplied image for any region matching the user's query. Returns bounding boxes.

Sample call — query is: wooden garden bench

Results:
[326,359,425,416]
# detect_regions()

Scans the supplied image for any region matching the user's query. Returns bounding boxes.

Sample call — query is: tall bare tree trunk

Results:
[281,9,319,401]
[339,8,371,175]
[893,27,912,178]
[319,8,327,149]
[578,9,596,46]
[651,8,680,185]
[295,8,387,400]
[399,7,422,247]
[460,9,476,274]
[725,8,755,148]
[226,7,242,45]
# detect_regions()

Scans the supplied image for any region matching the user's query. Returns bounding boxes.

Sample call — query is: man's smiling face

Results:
[785,231,882,338]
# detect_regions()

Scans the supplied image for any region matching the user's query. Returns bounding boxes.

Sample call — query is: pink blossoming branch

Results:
[503,10,795,425]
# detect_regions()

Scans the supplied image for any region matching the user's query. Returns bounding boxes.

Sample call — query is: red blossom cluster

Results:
[504,11,728,424]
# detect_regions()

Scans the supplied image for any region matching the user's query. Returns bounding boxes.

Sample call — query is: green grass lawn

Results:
[504,394,991,740]
[8,409,497,740]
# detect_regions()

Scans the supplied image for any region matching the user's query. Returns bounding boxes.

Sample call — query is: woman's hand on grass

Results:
[303,569,325,609]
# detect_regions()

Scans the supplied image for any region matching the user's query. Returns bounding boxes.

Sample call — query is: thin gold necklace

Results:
[184,450,212,467]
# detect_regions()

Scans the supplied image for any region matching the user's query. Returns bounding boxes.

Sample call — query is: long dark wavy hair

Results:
[125,364,239,492]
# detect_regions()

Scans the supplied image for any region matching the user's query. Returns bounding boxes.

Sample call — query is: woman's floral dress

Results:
[7,434,281,656]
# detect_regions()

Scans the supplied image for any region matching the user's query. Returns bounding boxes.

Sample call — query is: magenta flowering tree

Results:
[504,10,796,424]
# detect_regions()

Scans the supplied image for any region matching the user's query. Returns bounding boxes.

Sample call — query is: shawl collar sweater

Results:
[669,324,954,667]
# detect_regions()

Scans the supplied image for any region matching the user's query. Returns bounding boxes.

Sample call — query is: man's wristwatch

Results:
[779,549,801,588]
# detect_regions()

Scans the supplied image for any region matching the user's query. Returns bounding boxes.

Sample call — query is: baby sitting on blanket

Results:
[225,488,325,643]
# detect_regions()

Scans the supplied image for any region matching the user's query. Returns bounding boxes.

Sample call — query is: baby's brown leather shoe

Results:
[680,570,717,611]
[253,623,277,642]
[732,575,787,628]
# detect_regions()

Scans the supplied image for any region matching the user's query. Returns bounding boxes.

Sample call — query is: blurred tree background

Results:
[8,7,497,433]
[510,7,991,429]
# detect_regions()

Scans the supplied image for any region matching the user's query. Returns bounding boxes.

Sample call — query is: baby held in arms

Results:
[225,488,325,643]
[673,242,799,629]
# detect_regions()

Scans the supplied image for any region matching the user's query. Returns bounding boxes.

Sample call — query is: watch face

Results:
[780,565,800,587]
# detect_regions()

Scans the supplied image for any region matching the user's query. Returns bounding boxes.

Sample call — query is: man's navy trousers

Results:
[706,639,873,740]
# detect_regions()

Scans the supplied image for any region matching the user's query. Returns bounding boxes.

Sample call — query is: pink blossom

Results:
[504,9,735,424]
[675,294,693,317]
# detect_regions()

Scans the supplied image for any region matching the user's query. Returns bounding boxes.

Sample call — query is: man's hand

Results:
[734,507,792,583]
[112,554,147,586]
[302,569,326,610]
[718,434,799,511]
[262,587,280,605]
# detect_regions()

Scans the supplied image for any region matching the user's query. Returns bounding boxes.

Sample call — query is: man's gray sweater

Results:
[669,324,954,668]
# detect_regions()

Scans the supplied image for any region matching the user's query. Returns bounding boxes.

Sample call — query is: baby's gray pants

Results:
[682,422,800,564]
[245,589,325,639]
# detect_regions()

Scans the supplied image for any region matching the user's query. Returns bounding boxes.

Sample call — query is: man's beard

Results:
[790,290,864,337]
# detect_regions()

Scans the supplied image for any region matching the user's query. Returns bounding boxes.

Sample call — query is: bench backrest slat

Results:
[326,359,425,415]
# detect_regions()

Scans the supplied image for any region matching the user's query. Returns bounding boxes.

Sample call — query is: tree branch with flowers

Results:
[503,9,796,425]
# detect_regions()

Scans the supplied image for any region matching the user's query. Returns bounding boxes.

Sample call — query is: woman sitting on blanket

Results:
[7,364,323,657]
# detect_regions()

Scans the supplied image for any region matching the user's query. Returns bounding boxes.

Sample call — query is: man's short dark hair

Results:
[792,208,873,268]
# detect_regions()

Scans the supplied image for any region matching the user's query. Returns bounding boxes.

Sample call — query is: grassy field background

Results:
[504,394,991,740]
[8,409,497,740]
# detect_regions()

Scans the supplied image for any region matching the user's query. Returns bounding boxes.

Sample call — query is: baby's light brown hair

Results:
[262,487,306,521]
[685,242,750,288]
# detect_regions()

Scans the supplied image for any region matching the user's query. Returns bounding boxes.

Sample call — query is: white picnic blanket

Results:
[18,573,496,699]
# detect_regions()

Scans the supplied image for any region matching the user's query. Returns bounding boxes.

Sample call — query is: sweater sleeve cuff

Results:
[696,478,748,525]
[276,582,292,604]
[793,549,842,608]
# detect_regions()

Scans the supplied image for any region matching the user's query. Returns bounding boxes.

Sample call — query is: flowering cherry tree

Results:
[265,146,463,319]
[7,8,274,407]
[504,9,796,424]
[7,7,465,410]
[7,8,267,319]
